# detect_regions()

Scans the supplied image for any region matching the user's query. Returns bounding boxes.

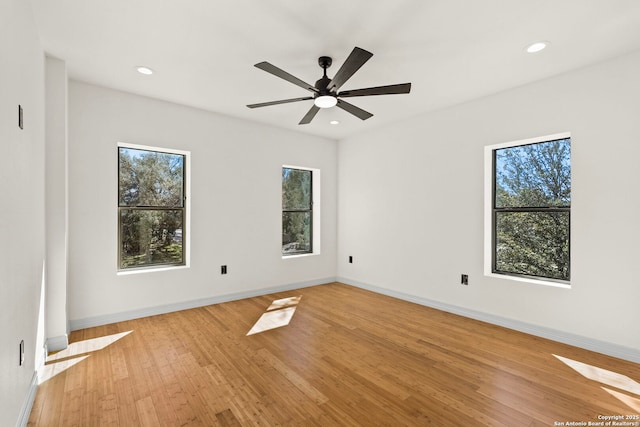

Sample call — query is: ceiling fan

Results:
[247,47,411,125]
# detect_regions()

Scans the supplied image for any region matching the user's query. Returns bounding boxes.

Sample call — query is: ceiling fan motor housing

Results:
[315,76,332,97]
[316,56,334,97]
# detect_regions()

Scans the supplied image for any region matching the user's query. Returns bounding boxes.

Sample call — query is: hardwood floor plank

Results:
[255,347,329,404]
[28,282,640,426]
[109,341,129,382]
[216,408,242,426]
[97,393,119,426]
[114,379,140,426]
[135,396,160,427]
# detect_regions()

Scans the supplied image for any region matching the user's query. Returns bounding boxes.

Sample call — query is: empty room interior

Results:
[3,1,640,425]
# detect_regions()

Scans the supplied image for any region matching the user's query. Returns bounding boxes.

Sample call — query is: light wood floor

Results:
[29,282,640,426]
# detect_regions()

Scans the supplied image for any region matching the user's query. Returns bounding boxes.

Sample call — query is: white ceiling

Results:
[29,0,640,140]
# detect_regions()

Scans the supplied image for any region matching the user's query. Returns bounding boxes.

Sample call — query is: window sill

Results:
[117,265,189,276]
[485,272,571,289]
[282,252,319,260]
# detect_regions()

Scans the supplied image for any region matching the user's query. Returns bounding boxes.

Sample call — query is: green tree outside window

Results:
[282,168,312,254]
[118,147,185,269]
[493,138,571,281]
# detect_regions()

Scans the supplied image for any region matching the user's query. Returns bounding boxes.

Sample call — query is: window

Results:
[486,134,571,283]
[282,167,312,255]
[118,144,187,270]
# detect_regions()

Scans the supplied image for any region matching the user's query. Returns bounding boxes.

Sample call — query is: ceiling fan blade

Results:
[336,99,373,121]
[254,62,318,93]
[247,96,313,109]
[338,83,411,98]
[299,105,320,125]
[327,47,373,92]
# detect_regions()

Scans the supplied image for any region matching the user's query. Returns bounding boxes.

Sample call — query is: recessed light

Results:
[136,66,154,75]
[525,41,549,54]
[329,120,340,125]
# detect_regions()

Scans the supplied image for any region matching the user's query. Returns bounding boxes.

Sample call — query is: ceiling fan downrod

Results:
[316,56,332,93]
[314,56,336,108]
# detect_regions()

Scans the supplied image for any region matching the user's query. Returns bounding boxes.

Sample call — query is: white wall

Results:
[0,0,45,425]
[67,82,337,324]
[337,50,640,354]
[45,56,69,351]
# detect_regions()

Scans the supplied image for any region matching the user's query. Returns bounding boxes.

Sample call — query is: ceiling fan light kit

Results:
[247,47,411,125]
[314,96,337,109]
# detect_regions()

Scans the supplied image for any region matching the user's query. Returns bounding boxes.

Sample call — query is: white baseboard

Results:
[69,277,336,331]
[337,277,640,364]
[67,275,639,364]
[16,371,38,427]
[46,334,68,352]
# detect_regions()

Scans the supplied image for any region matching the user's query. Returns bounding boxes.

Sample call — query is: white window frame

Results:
[483,132,571,288]
[282,165,321,258]
[117,142,191,275]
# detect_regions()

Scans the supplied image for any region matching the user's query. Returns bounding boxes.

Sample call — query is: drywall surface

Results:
[67,82,337,323]
[0,0,45,425]
[45,55,69,350]
[337,50,640,352]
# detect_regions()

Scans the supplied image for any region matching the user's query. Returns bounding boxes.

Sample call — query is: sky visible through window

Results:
[495,138,571,208]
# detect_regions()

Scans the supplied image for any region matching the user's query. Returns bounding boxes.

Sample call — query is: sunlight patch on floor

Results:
[267,296,301,311]
[554,354,640,411]
[39,355,89,384]
[602,387,640,412]
[39,331,133,384]
[247,296,301,336]
[47,331,132,362]
[553,354,640,395]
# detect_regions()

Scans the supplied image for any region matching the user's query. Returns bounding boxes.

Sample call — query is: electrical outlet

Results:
[221,265,227,275]
[461,274,469,285]
[19,340,24,366]
[348,256,353,264]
